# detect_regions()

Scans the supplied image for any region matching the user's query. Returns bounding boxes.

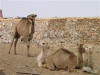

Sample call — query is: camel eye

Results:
[42,43,45,45]
[34,15,37,17]
[31,16,35,18]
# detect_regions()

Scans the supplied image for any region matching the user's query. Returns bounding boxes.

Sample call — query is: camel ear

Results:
[27,15,30,18]
[34,15,37,17]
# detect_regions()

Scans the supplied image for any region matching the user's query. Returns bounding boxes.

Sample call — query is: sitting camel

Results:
[37,44,85,72]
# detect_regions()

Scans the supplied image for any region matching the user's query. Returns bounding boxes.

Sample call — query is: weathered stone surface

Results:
[0,18,100,47]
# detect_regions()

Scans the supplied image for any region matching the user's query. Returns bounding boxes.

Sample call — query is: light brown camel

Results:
[82,44,97,74]
[77,44,85,68]
[8,14,37,56]
[37,44,85,72]
[82,44,94,69]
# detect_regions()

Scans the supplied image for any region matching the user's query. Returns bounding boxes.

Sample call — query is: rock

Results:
[0,17,100,46]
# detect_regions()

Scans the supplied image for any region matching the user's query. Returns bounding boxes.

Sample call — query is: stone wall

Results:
[0,18,100,48]
[35,18,100,48]
[0,19,20,43]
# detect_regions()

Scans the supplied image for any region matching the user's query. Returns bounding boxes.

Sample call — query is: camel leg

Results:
[47,63,55,71]
[46,59,56,70]
[8,36,15,54]
[68,66,75,72]
[14,38,19,55]
[27,40,30,57]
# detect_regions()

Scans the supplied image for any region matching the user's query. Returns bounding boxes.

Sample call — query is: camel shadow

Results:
[0,70,6,75]
[15,72,40,75]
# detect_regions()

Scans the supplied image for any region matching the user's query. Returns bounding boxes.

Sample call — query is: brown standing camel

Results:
[8,14,37,56]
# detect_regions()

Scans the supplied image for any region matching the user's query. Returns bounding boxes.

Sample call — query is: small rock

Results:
[82,66,98,74]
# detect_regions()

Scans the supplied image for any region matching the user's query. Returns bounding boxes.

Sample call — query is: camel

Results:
[77,44,85,68]
[8,14,37,56]
[37,42,49,67]
[37,43,85,72]
[81,44,98,74]
[82,44,94,69]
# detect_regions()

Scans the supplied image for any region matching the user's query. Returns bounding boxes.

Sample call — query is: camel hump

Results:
[16,17,31,27]
[20,17,28,22]
[22,17,27,19]
[58,48,75,55]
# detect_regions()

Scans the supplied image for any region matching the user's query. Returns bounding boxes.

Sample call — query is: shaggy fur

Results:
[8,14,37,56]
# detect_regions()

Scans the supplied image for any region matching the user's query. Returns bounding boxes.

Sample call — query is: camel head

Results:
[27,14,37,21]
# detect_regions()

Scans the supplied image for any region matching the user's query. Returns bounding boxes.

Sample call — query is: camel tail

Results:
[8,36,14,54]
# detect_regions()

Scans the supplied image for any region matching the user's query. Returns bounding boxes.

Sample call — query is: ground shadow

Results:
[0,70,6,75]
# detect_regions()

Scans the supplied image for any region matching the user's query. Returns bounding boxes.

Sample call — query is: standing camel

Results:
[8,14,37,56]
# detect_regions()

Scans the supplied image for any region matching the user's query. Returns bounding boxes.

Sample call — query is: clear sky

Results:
[0,0,100,18]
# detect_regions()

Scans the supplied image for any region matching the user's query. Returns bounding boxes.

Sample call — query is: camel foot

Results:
[27,55,30,57]
[14,53,17,55]
[8,52,10,54]
[27,54,32,57]
[27,54,29,57]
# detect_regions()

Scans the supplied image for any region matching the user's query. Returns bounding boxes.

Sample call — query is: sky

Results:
[0,0,100,18]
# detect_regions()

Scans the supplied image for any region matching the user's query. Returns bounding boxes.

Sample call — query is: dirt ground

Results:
[0,43,100,75]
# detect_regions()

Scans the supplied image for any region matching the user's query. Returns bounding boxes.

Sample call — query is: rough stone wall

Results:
[35,18,100,49]
[0,18,100,49]
[0,19,20,43]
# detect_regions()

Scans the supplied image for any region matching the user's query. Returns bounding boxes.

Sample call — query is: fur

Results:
[8,14,37,56]
[37,44,86,72]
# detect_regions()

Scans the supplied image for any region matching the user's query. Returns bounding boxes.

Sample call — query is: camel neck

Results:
[77,49,83,68]
[32,20,35,25]
[31,20,35,33]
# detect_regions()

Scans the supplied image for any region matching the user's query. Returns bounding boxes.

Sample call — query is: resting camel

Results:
[82,44,94,69]
[8,14,37,56]
[37,44,85,72]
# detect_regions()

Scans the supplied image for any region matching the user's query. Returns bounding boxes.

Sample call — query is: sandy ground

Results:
[0,43,100,75]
